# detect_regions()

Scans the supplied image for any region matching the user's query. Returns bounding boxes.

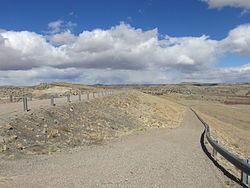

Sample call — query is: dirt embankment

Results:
[0,91,185,159]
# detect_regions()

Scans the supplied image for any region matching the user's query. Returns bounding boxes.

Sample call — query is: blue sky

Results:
[0,0,250,85]
[1,0,249,39]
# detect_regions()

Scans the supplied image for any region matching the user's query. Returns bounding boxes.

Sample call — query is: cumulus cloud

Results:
[0,22,250,85]
[47,30,76,45]
[201,0,250,10]
[0,31,66,70]
[220,24,250,55]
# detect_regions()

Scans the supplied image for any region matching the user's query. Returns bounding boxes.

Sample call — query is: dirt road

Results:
[0,109,236,188]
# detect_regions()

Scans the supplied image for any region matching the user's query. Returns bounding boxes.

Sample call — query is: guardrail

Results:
[191,108,250,187]
[8,90,113,112]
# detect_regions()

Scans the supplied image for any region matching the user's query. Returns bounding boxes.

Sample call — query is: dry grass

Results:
[156,89,250,178]
[162,94,250,159]
[194,104,250,159]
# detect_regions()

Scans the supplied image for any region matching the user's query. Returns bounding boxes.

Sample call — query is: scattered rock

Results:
[42,128,47,134]
[6,135,18,142]
[48,129,59,138]
[16,143,24,150]
[2,144,7,151]
[5,124,13,130]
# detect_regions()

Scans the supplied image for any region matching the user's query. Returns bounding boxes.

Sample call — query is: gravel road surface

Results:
[0,110,237,188]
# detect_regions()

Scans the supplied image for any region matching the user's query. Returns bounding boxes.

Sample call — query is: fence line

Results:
[191,108,249,187]
[16,90,114,112]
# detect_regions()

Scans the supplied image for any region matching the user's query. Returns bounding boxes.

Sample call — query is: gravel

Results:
[0,110,238,188]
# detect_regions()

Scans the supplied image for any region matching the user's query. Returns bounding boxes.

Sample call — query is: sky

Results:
[0,0,250,85]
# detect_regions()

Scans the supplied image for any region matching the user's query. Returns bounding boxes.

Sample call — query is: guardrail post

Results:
[93,92,95,98]
[241,159,249,187]
[207,126,210,137]
[212,140,218,159]
[78,92,81,101]
[50,96,55,106]
[25,97,28,111]
[87,93,89,100]
[23,96,28,111]
[30,95,32,101]
[67,94,71,102]
[10,95,13,102]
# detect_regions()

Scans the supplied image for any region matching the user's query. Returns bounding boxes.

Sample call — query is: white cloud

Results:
[202,0,250,10]
[47,20,77,34]
[48,20,64,34]
[0,67,82,86]
[0,22,250,85]
[0,31,66,70]
[220,24,250,55]
[48,30,76,45]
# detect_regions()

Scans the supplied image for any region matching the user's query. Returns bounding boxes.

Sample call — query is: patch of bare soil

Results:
[0,91,185,159]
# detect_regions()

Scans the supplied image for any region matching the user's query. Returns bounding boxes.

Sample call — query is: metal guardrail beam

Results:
[191,108,250,187]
